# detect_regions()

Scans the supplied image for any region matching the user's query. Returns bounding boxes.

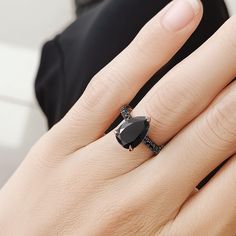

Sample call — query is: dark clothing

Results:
[35,0,229,188]
[75,0,104,15]
[35,0,229,128]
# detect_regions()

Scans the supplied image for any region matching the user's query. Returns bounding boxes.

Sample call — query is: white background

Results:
[0,0,235,187]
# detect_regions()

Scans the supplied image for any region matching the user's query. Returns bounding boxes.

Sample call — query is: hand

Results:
[0,0,236,235]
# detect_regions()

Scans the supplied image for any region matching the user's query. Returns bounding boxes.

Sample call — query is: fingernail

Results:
[161,0,200,31]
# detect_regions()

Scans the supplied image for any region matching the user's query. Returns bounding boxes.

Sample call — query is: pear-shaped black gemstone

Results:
[116,116,150,150]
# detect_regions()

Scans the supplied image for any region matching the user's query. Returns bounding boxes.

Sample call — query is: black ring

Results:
[115,105,164,155]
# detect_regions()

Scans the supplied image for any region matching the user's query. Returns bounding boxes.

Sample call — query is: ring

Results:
[115,105,164,155]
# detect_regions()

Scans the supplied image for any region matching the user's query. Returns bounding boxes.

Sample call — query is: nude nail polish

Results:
[162,0,200,31]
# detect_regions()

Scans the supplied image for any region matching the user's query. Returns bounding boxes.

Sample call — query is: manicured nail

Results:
[162,0,200,31]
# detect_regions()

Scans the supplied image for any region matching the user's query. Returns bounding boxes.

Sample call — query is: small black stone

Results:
[115,116,150,150]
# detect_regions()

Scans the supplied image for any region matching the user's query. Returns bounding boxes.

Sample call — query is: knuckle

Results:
[132,37,153,62]
[83,76,111,107]
[145,83,196,133]
[67,78,110,124]
[77,69,124,115]
[101,198,156,235]
[132,22,162,62]
[203,91,236,150]
[81,77,109,109]
[145,90,173,133]
[214,91,236,136]
[194,115,228,153]
[26,146,59,171]
[97,201,135,234]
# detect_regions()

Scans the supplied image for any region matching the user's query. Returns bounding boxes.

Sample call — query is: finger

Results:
[169,154,236,236]
[132,14,236,146]
[132,80,236,216]
[87,15,236,174]
[48,0,203,154]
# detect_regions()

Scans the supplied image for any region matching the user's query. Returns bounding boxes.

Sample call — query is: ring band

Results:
[115,105,164,155]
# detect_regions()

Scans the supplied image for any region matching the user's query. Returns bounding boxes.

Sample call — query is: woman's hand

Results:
[0,0,236,235]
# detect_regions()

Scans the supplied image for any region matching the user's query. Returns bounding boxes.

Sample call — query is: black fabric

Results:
[36,0,229,128]
[75,0,104,15]
[35,0,230,188]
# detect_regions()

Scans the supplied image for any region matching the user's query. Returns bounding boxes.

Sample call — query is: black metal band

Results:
[120,105,164,155]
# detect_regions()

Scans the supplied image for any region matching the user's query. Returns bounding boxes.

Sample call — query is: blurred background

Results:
[0,0,236,188]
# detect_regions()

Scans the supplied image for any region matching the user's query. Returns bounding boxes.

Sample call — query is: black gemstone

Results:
[115,116,150,150]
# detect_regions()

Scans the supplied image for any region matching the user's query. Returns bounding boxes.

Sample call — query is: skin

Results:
[0,0,235,235]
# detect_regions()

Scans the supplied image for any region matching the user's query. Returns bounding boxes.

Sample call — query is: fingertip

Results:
[161,0,203,32]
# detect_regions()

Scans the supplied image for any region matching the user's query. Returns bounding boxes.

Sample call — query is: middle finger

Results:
[89,15,236,174]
